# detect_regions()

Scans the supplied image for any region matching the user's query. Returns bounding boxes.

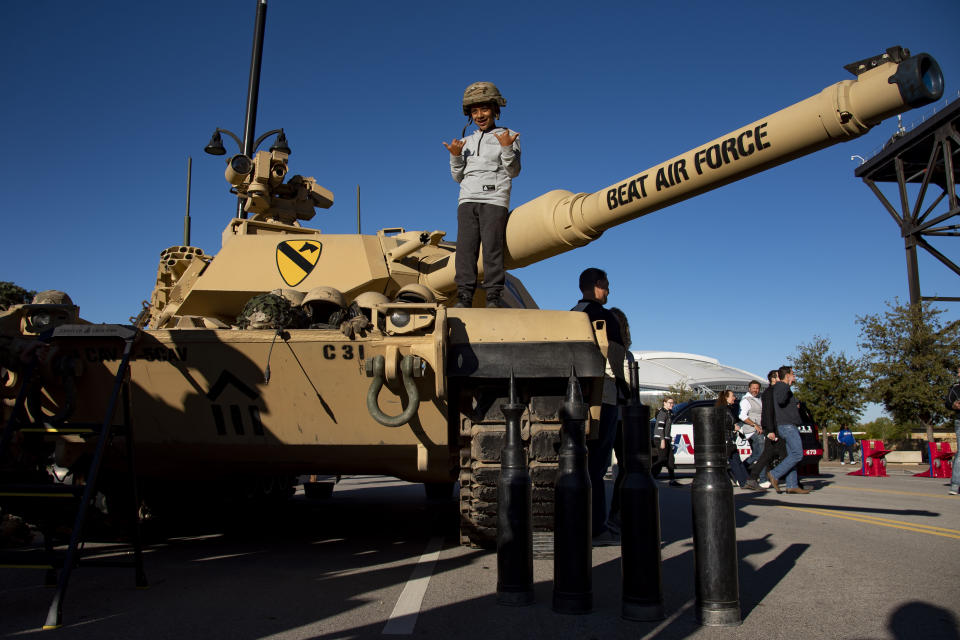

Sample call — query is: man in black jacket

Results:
[571,267,625,545]
[654,398,680,486]
[768,366,808,494]
[748,370,785,487]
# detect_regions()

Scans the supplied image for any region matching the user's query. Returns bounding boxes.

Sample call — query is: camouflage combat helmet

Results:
[301,286,347,327]
[302,286,345,309]
[395,283,435,303]
[462,81,507,115]
[269,288,306,306]
[236,293,294,330]
[32,290,74,306]
[353,292,390,322]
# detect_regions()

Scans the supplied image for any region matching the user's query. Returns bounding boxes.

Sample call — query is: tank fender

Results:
[446,310,605,379]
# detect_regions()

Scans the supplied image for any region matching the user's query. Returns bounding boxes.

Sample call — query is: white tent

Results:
[631,351,766,403]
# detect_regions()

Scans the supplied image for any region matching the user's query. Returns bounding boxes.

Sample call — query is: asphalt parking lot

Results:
[1,461,958,639]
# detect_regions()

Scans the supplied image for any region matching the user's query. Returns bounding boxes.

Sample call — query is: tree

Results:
[857,301,960,443]
[790,335,867,431]
[665,378,698,404]
[0,281,35,311]
[643,380,701,417]
[860,416,909,442]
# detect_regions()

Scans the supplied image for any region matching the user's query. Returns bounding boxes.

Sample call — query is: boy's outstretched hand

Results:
[495,130,519,146]
[443,139,464,155]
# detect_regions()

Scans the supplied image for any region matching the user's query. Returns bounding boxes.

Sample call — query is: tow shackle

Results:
[366,354,421,427]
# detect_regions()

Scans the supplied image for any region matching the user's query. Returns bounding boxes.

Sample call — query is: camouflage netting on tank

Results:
[236,293,301,330]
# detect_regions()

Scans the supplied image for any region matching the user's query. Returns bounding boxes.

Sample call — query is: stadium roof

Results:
[632,351,766,399]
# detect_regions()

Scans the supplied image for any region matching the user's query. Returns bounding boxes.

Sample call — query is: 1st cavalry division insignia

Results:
[276,240,322,286]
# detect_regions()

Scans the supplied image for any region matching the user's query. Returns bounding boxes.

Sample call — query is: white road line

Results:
[192,551,263,562]
[640,597,694,639]
[382,536,444,635]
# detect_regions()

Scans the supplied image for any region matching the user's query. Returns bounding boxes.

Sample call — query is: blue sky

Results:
[3,1,958,420]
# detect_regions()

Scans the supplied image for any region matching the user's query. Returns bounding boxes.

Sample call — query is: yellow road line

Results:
[827,485,951,498]
[780,506,960,540]
[820,510,960,533]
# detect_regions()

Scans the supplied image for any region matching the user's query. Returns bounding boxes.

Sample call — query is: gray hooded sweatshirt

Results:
[449,126,521,209]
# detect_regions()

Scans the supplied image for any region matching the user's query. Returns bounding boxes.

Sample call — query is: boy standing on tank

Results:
[443,82,521,308]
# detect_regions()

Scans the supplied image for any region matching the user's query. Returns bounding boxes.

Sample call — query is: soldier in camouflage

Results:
[0,289,68,370]
[31,290,74,306]
[0,335,45,371]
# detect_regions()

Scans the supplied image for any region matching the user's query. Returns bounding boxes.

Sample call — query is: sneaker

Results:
[592,530,621,547]
[840,462,846,465]
[744,479,764,491]
[949,489,958,496]
[759,481,771,489]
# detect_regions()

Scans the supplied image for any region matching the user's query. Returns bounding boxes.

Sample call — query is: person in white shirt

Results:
[739,380,766,476]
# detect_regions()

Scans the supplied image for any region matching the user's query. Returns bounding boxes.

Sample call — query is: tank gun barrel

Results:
[422,47,943,294]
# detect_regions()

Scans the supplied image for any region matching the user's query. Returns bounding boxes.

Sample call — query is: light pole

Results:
[203,0,287,220]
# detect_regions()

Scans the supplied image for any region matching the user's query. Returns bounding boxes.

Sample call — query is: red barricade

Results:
[913,442,954,479]
[848,439,892,477]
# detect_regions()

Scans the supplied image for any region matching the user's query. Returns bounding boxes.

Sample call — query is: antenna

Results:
[184,156,192,245]
[356,184,361,233]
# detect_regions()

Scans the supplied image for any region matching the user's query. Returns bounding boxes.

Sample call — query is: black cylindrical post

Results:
[552,371,592,614]
[691,406,741,627]
[496,372,534,606]
[620,363,665,620]
[238,0,268,219]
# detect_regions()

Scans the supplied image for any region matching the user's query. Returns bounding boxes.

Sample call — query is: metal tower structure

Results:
[854,98,960,304]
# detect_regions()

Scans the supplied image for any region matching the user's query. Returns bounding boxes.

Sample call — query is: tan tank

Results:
[1,46,943,546]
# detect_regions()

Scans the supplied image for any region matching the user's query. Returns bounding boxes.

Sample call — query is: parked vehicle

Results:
[650,398,822,477]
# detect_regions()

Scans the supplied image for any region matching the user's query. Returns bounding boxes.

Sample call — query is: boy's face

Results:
[470,104,497,131]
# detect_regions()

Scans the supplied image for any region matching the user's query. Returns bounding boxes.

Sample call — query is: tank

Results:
[1,46,944,546]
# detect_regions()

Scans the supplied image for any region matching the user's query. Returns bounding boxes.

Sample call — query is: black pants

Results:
[839,443,856,463]
[609,420,624,527]
[454,202,507,294]
[749,436,787,481]
[655,438,676,480]
[728,446,750,486]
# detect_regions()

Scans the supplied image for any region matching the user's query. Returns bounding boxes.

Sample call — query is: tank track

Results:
[458,416,561,548]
